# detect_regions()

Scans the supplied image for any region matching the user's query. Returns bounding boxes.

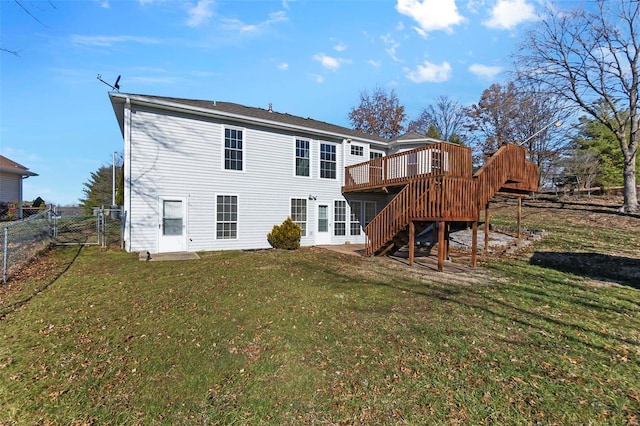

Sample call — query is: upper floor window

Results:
[295,139,310,177]
[224,128,243,171]
[350,145,364,156]
[320,143,336,179]
[370,151,383,160]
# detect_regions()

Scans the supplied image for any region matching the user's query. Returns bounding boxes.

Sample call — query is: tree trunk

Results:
[622,156,639,213]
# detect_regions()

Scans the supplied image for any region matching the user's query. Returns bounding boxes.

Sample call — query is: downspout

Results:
[124,96,132,251]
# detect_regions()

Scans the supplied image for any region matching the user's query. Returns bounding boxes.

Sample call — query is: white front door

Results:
[158,197,187,253]
[316,204,331,245]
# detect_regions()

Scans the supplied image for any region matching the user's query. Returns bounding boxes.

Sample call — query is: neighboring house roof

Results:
[0,155,38,177]
[109,93,390,147]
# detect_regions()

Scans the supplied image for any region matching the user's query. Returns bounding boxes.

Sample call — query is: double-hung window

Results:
[370,151,383,160]
[224,128,243,171]
[320,143,336,179]
[291,198,307,236]
[350,201,362,236]
[295,139,310,177]
[334,201,346,236]
[216,195,238,239]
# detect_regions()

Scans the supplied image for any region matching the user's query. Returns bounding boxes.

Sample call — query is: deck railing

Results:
[343,142,473,192]
[360,143,538,256]
[473,144,537,208]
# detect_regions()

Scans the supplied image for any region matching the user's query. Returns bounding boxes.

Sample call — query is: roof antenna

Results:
[97,74,121,92]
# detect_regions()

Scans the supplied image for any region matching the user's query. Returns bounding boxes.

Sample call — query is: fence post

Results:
[3,227,8,284]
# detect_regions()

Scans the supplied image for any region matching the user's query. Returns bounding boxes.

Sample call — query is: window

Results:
[350,201,362,235]
[370,151,383,160]
[295,139,310,177]
[334,201,346,236]
[224,128,243,171]
[291,198,307,236]
[364,201,376,227]
[162,200,183,236]
[216,195,238,239]
[350,145,364,156]
[320,143,336,179]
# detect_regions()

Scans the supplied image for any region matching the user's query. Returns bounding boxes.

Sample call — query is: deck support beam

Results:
[437,221,445,272]
[517,197,522,238]
[471,221,478,267]
[408,221,415,266]
[484,203,490,251]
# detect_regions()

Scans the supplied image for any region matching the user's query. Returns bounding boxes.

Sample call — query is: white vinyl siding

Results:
[123,104,372,253]
[0,173,21,204]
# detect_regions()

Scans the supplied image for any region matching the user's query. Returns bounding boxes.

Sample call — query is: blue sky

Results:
[1,0,545,206]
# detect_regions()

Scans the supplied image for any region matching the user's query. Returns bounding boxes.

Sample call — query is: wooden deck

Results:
[343,142,538,269]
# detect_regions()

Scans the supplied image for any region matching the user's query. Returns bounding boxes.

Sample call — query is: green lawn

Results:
[1,198,639,425]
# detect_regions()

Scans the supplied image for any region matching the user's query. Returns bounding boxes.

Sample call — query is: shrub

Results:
[267,217,302,250]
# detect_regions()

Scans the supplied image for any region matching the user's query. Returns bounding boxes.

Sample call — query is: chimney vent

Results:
[268,103,273,112]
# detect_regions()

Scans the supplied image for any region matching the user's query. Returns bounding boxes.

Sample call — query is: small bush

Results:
[267,217,302,250]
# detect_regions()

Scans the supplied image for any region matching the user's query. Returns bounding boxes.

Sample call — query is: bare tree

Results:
[467,81,568,186]
[348,86,406,139]
[515,0,639,213]
[467,82,521,154]
[407,95,469,143]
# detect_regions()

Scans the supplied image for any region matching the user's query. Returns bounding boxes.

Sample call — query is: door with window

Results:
[158,197,187,252]
[316,204,331,245]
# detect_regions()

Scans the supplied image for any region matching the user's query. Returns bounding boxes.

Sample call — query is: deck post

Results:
[445,222,450,260]
[438,220,445,272]
[484,203,490,251]
[471,221,478,267]
[517,197,522,238]
[408,221,415,266]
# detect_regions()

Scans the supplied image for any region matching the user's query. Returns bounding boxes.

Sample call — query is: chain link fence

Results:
[1,207,122,283]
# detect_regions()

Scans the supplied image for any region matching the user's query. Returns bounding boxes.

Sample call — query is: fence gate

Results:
[51,208,122,247]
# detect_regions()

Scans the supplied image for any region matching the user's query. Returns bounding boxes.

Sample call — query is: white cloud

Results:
[484,0,538,30]
[277,62,289,70]
[381,33,402,62]
[221,11,287,33]
[405,60,452,83]
[187,0,214,27]
[310,74,324,83]
[396,0,465,34]
[333,43,347,52]
[468,63,502,80]
[313,53,343,71]
[71,35,162,47]
[368,60,381,67]
[99,1,110,9]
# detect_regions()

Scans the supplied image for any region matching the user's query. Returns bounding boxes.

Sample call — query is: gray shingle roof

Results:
[126,94,389,144]
[0,155,37,176]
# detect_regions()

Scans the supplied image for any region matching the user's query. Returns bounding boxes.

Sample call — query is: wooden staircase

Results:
[343,142,538,259]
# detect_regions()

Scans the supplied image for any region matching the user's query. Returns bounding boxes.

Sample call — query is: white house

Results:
[109,93,436,254]
[0,155,38,219]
